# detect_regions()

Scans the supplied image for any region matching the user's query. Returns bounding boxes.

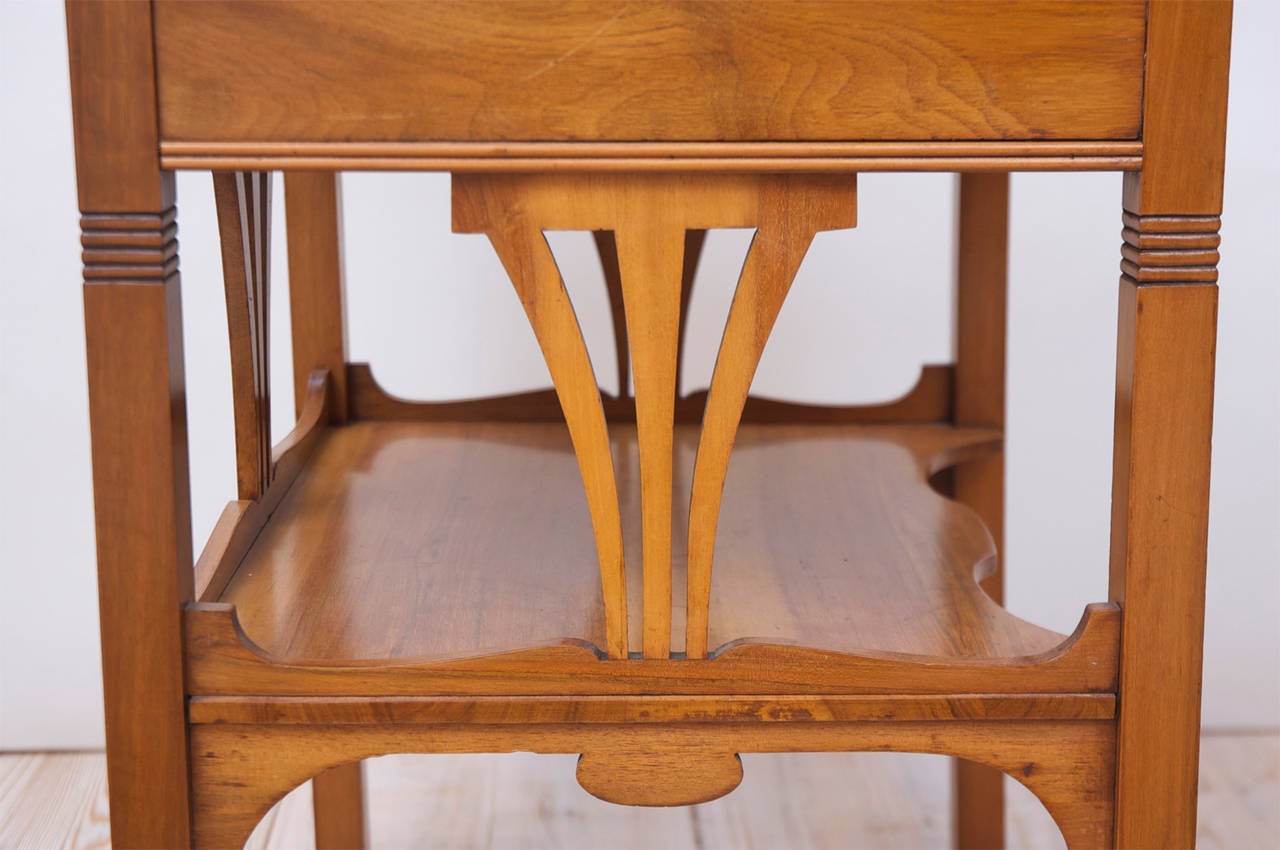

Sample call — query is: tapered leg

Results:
[313,763,367,850]
[83,210,195,848]
[68,2,196,845]
[1109,273,1218,848]
[951,172,1011,850]
[1109,2,1228,843]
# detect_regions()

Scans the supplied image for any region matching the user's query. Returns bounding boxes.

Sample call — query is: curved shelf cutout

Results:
[190,716,1114,849]
[347,361,954,426]
[184,601,1117,697]
[194,411,1114,696]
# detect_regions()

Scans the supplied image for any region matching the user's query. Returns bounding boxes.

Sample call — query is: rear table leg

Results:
[951,172,1011,850]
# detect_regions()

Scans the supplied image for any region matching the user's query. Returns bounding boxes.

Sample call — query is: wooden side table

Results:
[67,2,1231,847]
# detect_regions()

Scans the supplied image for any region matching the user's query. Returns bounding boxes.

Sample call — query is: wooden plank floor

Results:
[2,734,1275,849]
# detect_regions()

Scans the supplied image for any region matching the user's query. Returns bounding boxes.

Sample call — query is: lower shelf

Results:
[217,417,1064,664]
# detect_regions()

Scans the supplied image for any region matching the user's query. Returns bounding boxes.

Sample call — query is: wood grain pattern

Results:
[152,1,1144,144]
[206,413,1075,678]
[9,740,1278,850]
[576,750,744,807]
[951,172,1011,850]
[590,228,708,401]
[65,0,170,211]
[1109,281,1218,849]
[284,172,349,422]
[1124,0,1233,215]
[69,6,193,846]
[614,211,684,658]
[188,721,1116,849]
[185,599,1120,699]
[166,140,1145,160]
[346,362,955,426]
[453,177,628,659]
[456,173,857,658]
[162,146,1143,174]
[65,1,1232,845]
[214,171,273,500]
[82,213,194,849]
[0,754,110,850]
[1109,4,1230,843]
[193,371,331,603]
[311,763,365,850]
[187,693,1117,727]
[686,179,856,658]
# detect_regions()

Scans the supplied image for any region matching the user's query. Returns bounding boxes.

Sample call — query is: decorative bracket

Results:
[453,173,857,659]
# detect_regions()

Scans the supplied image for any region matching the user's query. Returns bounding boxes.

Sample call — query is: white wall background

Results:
[2,1,1277,750]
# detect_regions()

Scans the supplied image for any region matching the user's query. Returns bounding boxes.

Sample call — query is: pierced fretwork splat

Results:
[454,173,856,659]
[214,171,273,501]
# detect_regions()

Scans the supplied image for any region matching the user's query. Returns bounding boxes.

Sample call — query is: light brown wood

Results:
[952,171,1012,850]
[152,2,1144,145]
[457,173,858,659]
[311,763,365,850]
[613,209,684,659]
[591,230,630,398]
[1124,1,1233,215]
[6,737,1278,850]
[685,178,857,658]
[453,178,628,659]
[163,150,1143,174]
[165,140,1146,160]
[214,171,273,500]
[188,721,1116,849]
[67,2,1232,846]
[68,5,193,845]
[1108,4,1230,845]
[9,737,1279,850]
[184,598,1118,698]
[65,0,170,212]
[187,694,1117,727]
[194,371,332,602]
[1109,281,1218,849]
[207,415,1077,673]
[82,228,193,848]
[285,172,349,422]
[0,753,111,850]
[577,750,744,807]
[586,224,706,399]
[1119,215,1221,283]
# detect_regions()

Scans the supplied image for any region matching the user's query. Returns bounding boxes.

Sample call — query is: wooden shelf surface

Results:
[218,418,1064,663]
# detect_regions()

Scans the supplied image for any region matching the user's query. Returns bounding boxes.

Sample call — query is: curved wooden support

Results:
[214,170,274,501]
[189,719,1112,849]
[615,217,686,657]
[686,178,857,657]
[454,177,629,659]
[594,228,711,402]
[184,601,1117,697]
[592,229,631,397]
[454,172,857,658]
